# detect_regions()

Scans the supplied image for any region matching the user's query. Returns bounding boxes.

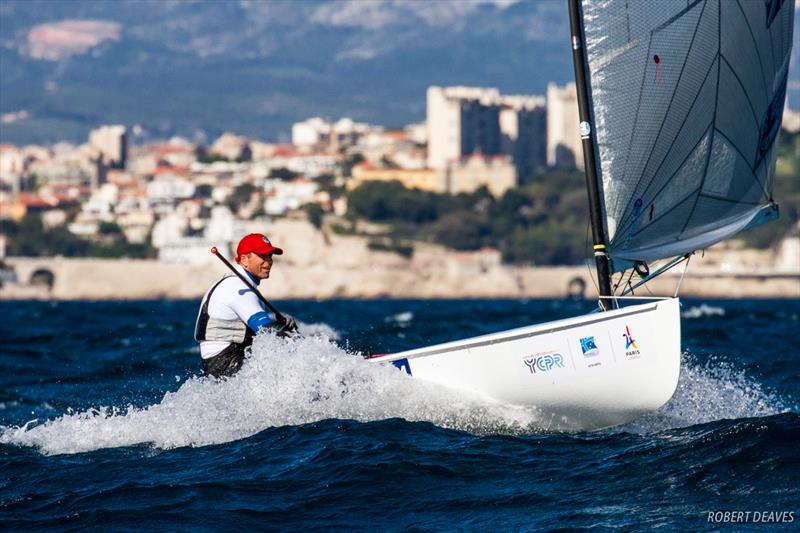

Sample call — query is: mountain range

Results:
[1,0,798,145]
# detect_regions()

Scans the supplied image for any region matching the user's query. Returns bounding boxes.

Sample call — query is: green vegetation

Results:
[367,237,414,258]
[316,173,345,199]
[195,146,251,164]
[342,153,365,178]
[269,168,300,181]
[226,183,257,213]
[195,184,214,199]
[195,148,231,164]
[346,171,589,265]
[303,203,325,229]
[0,215,154,258]
[98,221,123,235]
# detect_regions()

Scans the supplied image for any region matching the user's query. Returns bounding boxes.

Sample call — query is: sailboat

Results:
[366,0,795,430]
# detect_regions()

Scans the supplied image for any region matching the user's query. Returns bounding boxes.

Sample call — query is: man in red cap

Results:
[194,233,296,378]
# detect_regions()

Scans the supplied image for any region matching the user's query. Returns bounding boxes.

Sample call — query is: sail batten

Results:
[579,0,794,271]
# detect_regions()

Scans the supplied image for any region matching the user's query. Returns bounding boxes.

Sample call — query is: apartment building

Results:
[546,83,582,170]
[426,86,546,186]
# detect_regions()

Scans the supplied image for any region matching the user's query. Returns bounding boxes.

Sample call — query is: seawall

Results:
[2,220,798,300]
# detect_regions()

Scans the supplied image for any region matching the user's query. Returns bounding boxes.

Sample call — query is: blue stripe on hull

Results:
[392,358,412,375]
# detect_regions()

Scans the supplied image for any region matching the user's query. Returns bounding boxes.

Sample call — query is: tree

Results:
[304,203,325,229]
[195,184,213,199]
[226,183,257,213]
[347,181,443,223]
[428,211,492,250]
[342,153,365,178]
[269,167,299,181]
[98,221,123,235]
[195,146,229,164]
[316,173,344,198]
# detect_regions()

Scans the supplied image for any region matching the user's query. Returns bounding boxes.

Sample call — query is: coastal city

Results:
[1,83,799,299]
[0,83,587,261]
[3,81,800,255]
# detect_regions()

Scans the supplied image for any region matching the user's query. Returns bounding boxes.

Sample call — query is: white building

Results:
[151,213,187,250]
[82,183,119,217]
[0,145,24,191]
[210,132,251,161]
[263,178,319,215]
[116,210,154,244]
[546,83,582,170]
[404,122,428,145]
[146,173,196,207]
[499,95,547,181]
[355,129,424,169]
[292,117,378,149]
[89,124,127,168]
[284,154,339,178]
[448,154,517,197]
[204,205,239,244]
[427,86,546,179]
[427,86,502,170]
[292,117,331,147]
[782,107,800,133]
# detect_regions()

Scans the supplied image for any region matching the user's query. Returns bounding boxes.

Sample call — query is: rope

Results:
[674,253,692,297]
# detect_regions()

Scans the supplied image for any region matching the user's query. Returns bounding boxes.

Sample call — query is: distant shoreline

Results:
[2,256,798,301]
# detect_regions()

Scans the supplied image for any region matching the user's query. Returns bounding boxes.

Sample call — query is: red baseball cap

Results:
[236,233,283,261]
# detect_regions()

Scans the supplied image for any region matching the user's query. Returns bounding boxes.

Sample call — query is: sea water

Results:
[1,299,797,530]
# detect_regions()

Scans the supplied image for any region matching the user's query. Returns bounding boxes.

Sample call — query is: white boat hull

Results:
[367,298,681,431]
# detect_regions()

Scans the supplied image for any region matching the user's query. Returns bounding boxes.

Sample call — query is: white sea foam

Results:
[618,353,791,434]
[385,311,414,326]
[0,328,541,455]
[681,304,726,319]
[2,328,791,454]
[297,320,340,340]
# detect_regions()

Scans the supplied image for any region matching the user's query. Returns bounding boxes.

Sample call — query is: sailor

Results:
[194,233,296,378]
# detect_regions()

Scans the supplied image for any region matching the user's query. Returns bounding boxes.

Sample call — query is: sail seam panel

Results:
[616,17,656,202]
[651,0,704,33]
[719,56,759,138]
[625,0,630,41]
[623,0,714,212]
[612,0,704,217]
[614,122,713,242]
[768,2,778,75]
[617,205,769,262]
[614,56,718,235]
[619,0,709,227]
[614,0,713,233]
[631,186,701,239]
[734,0,770,102]
[678,2,721,238]
[696,193,763,206]
[784,0,795,61]
[712,128,770,200]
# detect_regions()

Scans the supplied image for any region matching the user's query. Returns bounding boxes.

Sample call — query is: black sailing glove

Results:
[268,314,297,337]
[279,315,297,333]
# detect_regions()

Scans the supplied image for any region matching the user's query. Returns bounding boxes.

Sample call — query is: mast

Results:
[567,0,613,309]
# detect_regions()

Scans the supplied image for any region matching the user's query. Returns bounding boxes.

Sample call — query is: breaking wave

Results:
[619,353,790,434]
[1,331,791,455]
[681,304,726,319]
[0,328,541,455]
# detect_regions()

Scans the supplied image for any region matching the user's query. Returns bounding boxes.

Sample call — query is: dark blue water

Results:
[1,299,798,530]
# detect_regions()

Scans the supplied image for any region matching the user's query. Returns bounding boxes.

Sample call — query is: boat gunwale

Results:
[367,298,676,363]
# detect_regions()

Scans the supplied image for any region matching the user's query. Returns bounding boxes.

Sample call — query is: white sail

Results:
[579,0,794,268]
